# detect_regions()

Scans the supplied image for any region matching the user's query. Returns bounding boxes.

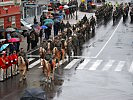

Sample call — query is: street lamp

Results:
[75,0,78,20]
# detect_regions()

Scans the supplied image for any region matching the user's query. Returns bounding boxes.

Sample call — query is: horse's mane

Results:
[18,56,25,65]
[53,47,58,54]
[42,59,48,70]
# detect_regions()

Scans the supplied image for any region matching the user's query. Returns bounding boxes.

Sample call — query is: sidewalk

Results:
[20,11,95,52]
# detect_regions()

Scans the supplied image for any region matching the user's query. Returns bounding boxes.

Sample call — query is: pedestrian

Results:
[54,21,60,36]
[9,43,17,54]
[39,29,44,44]
[45,26,52,40]
[30,30,36,49]
[65,21,71,28]
[34,16,37,24]
[60,21,65,32]
[26,32,31,51]
[34,32,39,47]
[65,9,70,20]
[40,13,47,26]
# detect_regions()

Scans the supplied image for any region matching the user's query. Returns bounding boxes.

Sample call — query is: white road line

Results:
[38,59,68,69]
[27,48,39,54]
[77,59,90,69]
[29,59,40,69]
[27,55,40,57]
[115,61,125,71]
[64,59,80,69]
[89,60,103,70]
[129,62,133,72]
[28,58,35,62]
[94,18,122,58]
[102,60,115,71]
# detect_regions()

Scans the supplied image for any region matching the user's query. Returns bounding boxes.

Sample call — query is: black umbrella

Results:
[20,88,47,100]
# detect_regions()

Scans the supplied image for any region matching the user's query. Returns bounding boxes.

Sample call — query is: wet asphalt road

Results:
[1,4,133,100]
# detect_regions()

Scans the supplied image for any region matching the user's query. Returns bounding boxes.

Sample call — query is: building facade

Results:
[0,0,21,29]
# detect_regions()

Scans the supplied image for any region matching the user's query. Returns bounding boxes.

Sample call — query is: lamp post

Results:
[75,0,78,20]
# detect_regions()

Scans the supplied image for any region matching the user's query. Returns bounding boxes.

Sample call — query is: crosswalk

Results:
[28,58,68,69]
[27,57,133,73]
[64,59,133,73]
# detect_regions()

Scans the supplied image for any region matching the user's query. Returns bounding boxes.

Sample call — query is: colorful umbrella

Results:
[54,19,60,23]
[0,39,6,42]
[6,28,16,32]
[41,25,48,29]
[0,44,9,51]
[59,5,64,10]
[64,5,69,9]
[8,38,20,42]
[44,19,54,23]
[44,21,54,26]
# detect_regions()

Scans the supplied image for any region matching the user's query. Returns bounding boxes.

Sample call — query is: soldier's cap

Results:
[54,36,58,39]
[69,37,72,40]
[48,39,52,42]
[43,39,47,42]
[73,34,77,37]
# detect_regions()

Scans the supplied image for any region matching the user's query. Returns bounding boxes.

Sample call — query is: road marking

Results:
[38,59,68,69]
[129,61,133,72]
[64,59,80,69]
[94,18,122,58]
[29,59,40,69]
[89,60,103,70]
[77,59,90,69]
[27,48,39,54]
[28,58,35,62]
[27,55,40,57]
[115,61,125,71]
[102,60,115,71]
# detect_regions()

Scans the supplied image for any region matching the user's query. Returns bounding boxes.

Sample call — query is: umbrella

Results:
[8,38,20,42]
[41,25,48,29]
[44,21,54,26]
[20,88,47,100]
[54,19,60,23]
[6,28,16,32]
[0,44,9,51]
[16,30,23,33]
[44,19,54,23]
[0,39,6,42]
[59,5,63,10]
[64,5,69,9]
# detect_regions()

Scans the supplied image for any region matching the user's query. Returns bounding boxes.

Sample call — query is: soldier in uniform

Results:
[18,48,29,71]
[90,16,96,37]
[66,37,73,62]
[72,34,79,56]
[41,39,48,51]
[54,36,62,60]
[47,38,54,53]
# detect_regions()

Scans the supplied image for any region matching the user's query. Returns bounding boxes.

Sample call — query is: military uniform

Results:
[72,35,79,56]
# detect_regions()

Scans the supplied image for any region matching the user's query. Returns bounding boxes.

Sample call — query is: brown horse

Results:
[18,56,27,82]
[41,59,53,81]
[53,47,65,67]
[39,47,46,66]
